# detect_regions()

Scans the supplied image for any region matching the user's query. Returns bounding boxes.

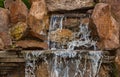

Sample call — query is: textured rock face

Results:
[0,38,4,50]
[29,0,47,20]
[4,0,28,24]
[115,49,120,75]
[28,0,48,34]
[0,8,12,48]
[10,22,27,40]
[99,0,120,3]
[16,40,48,49]
[92,3,119,50]
[46,0,94,11]
[50,29,73,44]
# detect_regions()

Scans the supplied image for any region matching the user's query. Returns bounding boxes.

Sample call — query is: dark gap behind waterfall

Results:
[0,0,120,77]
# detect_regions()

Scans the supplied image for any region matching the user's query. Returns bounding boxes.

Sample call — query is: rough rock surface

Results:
[0,38,4,50]
[99,0,120,3]
[46,0,94,11]
[29,0,47,20]
[28,0,48,34]
[15,40,48,49]
[10,22,27,40]
[28,15,49,34]
[4,0,28,24]
[92,3,119,50]
[50,29,73,44]
[0,8,12,48]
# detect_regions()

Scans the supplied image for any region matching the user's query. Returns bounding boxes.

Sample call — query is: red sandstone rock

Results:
[15,40,48,49]
[92,3,119,50]
[4,0,28,24]
[0,8,12,48]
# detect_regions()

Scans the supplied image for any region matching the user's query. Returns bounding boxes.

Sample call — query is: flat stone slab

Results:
[46,0,94,11]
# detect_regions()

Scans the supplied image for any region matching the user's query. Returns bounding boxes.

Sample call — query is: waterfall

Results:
[48,15,64,50]
[48,15,97,50]
[25,14,103,77]
[25,50,102,77]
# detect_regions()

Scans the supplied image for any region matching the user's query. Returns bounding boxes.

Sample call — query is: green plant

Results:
[0,0,4,8]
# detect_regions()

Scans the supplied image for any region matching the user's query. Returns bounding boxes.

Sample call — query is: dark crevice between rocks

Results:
[48,7,94,15]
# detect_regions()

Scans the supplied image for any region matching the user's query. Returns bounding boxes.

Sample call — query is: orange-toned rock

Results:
[0,8,12,48]
[4,0,28,24]
[29,0,47,20]
[92,3,119,50]
[50,29,73,44]
[28,0,48,34]
[36,63,49,77]
[28,15,49,34]
[15,40,48,49]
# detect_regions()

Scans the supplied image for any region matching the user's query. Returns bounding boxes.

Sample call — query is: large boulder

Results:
[0,8,12,49]
[92,3,119,50]
[4,0,28,24]
[46,0,94,11]
[29,0,47,20]
[28,0,48,34]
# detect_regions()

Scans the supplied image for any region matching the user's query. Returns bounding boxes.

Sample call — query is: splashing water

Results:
[48,15,64,49]
[25,50,102,77]
[68,23,97,50]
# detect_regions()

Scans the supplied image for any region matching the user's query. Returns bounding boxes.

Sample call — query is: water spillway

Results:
[25,14,104,77]
[25,50,103,77]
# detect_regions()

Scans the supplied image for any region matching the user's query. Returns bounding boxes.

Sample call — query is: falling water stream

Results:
[25,14,103,77]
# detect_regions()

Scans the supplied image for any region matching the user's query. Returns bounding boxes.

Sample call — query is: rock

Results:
[115,49,120,76]
[0,8,12,48]
[46,0,94,11]
[29,0,47,20]
[0,38,4,50]
[4,0,28,24]
[21,30,47,41]
[10,22,27,40]
[28,15,49,34]
[92,3,119,50]
[49,29,73,44]
[28,0,48,34]
[63,18,80,28]
[99,0,120,4]
[28,0,38,4]
[15,40,48,49]
[36,63,49,77]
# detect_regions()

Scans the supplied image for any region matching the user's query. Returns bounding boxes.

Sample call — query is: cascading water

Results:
[25,14,103,77]
[48,15,64,50]
[25,50,102,77]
